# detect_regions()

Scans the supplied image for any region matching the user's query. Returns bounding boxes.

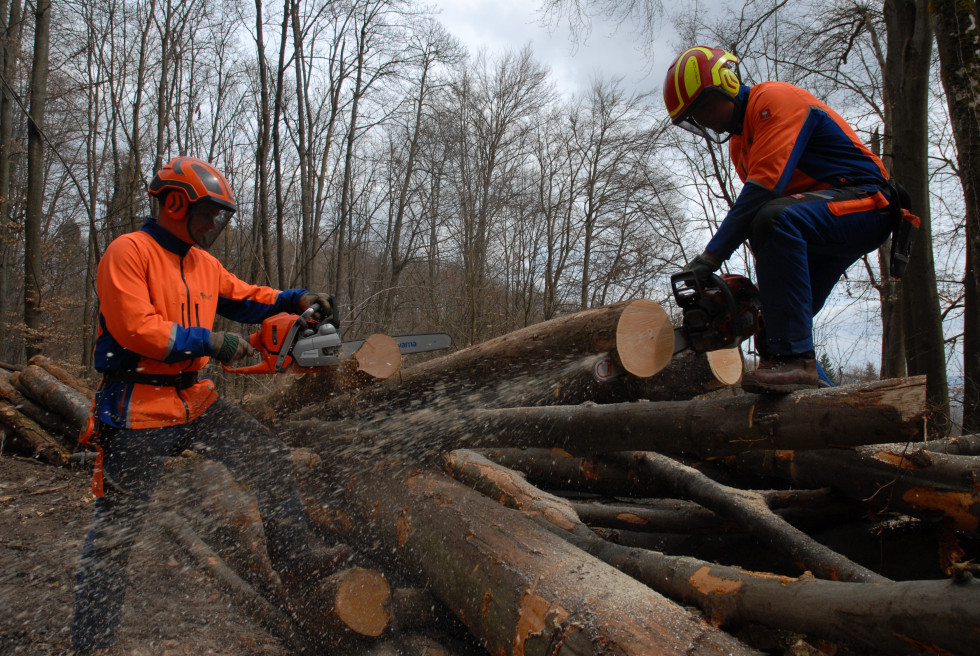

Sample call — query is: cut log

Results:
[615,298,674,377]
[306,461,760,656]
[0,368,78,440]
[416,376,927,458]
[317,567,392,639]
[27,354,95,400]
[0,399,71,465]
[445,448,980,656]
[706,347,743,385]
[244,334,403,420]
[729,441,980,534]
[15,365,92,429]
[309,303,744,421]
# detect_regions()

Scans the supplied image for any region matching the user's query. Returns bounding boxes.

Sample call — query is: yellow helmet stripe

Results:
[670,46,716,119]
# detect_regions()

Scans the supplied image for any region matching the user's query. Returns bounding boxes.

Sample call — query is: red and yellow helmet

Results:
[148,157,237,249]
[664,47,741,139]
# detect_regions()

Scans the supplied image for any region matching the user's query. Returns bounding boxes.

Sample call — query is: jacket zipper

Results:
[177,255,193,423]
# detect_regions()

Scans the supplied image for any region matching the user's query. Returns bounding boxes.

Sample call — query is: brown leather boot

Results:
[741,355,820,393]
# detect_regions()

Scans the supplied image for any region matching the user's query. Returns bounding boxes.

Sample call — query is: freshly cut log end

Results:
[328,566,392,637]
[353,334,403,380]
[707,348,743,386]
[615,299,674,378]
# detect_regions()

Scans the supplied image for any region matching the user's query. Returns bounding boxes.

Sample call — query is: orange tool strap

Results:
[900,207,921,228]
[827,190,890,216]
[78,413,105,497]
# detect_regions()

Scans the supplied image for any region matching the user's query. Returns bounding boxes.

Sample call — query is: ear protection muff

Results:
[162,190,189,221]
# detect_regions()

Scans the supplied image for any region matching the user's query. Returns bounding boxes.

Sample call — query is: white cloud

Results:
[428,0,680,98]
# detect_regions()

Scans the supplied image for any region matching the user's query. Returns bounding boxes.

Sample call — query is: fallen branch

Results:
[729,441,980,534]
[0,400,71,465]
[606,451,888,583]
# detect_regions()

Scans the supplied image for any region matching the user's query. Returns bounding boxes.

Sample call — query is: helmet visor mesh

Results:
[188,200,234,250]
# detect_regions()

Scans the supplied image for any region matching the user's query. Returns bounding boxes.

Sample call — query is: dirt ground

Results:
[0,453,298,656]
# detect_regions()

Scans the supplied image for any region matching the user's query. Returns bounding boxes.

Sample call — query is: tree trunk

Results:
[409,377,926,459]
[316,463,760,656]
[0,0,22,348]
[931,0,980,433]
[23,0,50,358]
[884,0,950,433]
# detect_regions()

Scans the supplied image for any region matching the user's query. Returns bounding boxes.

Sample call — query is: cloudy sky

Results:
[427,0,683,98]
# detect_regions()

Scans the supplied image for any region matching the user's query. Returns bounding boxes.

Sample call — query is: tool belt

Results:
[886,178,920,280]
[101,370,199,390]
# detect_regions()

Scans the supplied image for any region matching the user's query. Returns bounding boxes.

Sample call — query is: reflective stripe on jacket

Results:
[93,219,306,428]
[706,82,890,260]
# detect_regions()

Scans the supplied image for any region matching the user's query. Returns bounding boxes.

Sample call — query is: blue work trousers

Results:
[72,398,314,650]
[750,185,894,357]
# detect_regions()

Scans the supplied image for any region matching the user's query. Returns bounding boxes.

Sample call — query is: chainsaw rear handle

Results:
[671,270,742,352]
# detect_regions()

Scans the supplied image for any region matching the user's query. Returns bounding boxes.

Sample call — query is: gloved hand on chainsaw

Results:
[298,292,337,325]
[209,331,257,364]
[684,250,722,277]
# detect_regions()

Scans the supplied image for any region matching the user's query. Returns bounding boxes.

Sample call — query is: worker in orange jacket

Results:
[71,157,348,654]
[664,47,898,392]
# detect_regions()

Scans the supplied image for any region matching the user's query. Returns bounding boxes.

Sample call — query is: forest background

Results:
[0,0,976,433]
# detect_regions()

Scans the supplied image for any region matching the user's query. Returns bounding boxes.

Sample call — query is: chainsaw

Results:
[591,272,762,382]
[222,302,453,375]
[669,271,763,355]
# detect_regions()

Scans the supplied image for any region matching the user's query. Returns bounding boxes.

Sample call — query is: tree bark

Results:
[884,0,950,433]
[312,462,760,656]
[27,355,94,400]
[729,441,980,534]
[446,448,980,656]
[0,399,70,465]
[410,376,926,459]
[318,302,740,420]
[15,364,91,429]
[22,0,50,358]
[0,368,77,440]
[605,451,887,583]
[931,0,980,433]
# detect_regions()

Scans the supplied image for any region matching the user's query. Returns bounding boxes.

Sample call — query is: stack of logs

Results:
[3,299,980,655]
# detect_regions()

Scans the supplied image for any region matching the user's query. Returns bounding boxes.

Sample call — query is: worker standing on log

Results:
[665,46,907,393]
[71,156,350,654]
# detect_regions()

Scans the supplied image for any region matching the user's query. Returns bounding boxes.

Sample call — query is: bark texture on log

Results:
[311,304,740,421]
[16,364,91,428]
[445,449,980,655]
[419,376,927,458]
[606,452,888,583]
[731,441,980,534]
[27,354,94,400]
[0,399,70,465]
[317,461,760,656]
[0,368,77,439]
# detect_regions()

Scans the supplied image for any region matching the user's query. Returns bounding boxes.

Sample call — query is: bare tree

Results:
[23,0,51,358]
[931,0,980,432]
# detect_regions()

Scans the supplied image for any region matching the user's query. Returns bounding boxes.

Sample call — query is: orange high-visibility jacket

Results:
[706,81,889,260]
[93,219,307,428]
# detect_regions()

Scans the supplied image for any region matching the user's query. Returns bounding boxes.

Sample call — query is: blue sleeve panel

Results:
[165,326,213,362]
[216,288,308,324]
[706,182,776,261]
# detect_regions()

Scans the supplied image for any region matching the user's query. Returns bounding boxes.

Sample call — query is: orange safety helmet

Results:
[663,46,741,143]
[148,157,237,249]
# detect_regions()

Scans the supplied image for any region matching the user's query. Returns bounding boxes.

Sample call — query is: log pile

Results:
[5,300,980,656]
